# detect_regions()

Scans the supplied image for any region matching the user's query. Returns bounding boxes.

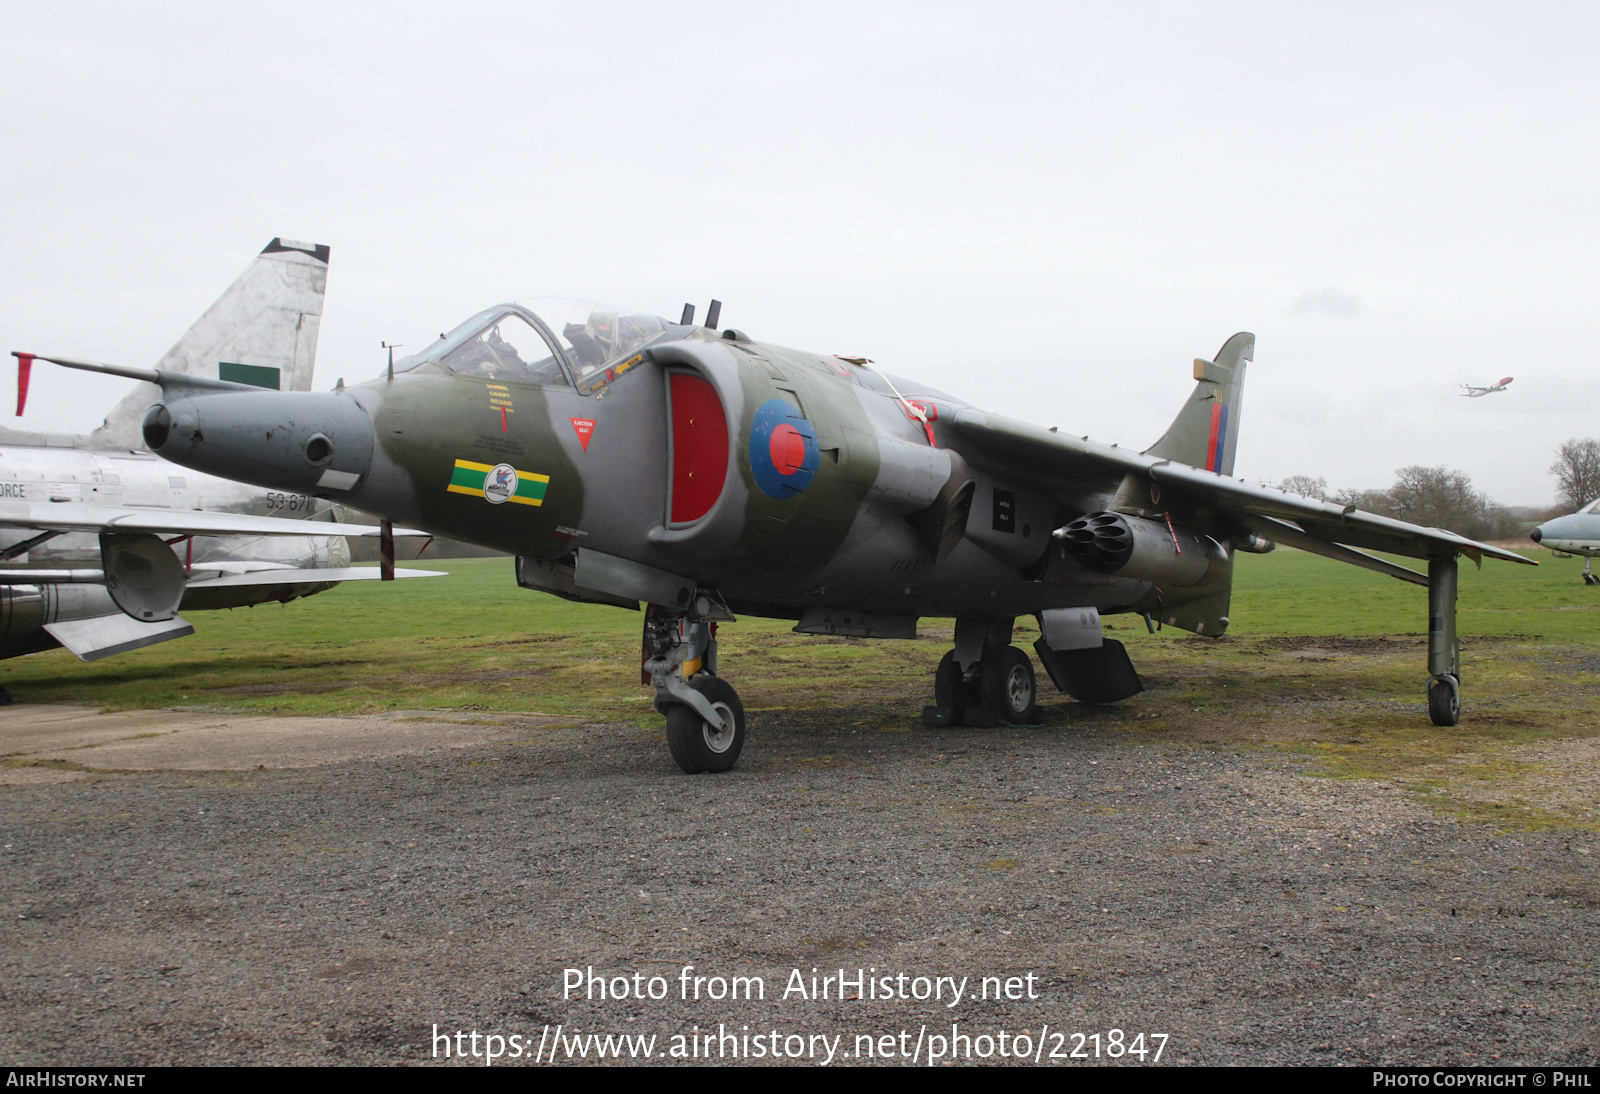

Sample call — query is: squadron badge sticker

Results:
[447,459,549,507]
[482,463,518,504]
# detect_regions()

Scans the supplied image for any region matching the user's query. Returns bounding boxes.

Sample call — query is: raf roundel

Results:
[748,398,820,500]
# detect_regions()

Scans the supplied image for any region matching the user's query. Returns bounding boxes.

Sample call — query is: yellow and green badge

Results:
[447,459,548,507]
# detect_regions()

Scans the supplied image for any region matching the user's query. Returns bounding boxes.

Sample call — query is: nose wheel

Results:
[665,674,746,773]
[644,602,748,774]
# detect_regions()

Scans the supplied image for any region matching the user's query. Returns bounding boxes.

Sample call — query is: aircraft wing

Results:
[948,408,1535,574]
[183,566,444,587]
[0,501,427,538]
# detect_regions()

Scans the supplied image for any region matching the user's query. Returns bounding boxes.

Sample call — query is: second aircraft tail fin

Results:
[89,237,330,449]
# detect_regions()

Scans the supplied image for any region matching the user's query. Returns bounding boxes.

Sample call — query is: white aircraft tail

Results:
[89,237,330,448]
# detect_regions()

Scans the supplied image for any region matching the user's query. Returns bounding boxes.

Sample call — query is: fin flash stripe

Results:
[1205,403,1229,473]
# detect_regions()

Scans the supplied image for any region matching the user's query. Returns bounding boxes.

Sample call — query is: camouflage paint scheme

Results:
[288,320,1207,627]
[72,295,1535,768]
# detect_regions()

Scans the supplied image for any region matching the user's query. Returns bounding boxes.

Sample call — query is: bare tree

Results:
[1550,438,1600,512]
[1279,474,1328,500]
[1387,465,1507,539]
[1328,468,1510,538]
[1334,486,1393,513]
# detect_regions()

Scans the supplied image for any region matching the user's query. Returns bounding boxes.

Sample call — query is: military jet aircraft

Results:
[0,238,436,674]
[1530,499,1600,584]
[1460,377,1513,397]
[20,295,1535,772]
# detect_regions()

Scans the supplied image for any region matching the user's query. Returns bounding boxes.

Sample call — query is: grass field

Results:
[6,546,1599,829]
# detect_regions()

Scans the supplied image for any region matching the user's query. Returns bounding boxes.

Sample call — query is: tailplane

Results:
[1145,332,1252,476]
[89,237,330,448]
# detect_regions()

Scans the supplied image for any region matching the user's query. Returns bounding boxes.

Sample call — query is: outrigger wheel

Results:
[665,675,745,774]
[1427,675,1461,727]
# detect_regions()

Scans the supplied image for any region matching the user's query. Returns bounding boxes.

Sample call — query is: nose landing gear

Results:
[643,600,745,773]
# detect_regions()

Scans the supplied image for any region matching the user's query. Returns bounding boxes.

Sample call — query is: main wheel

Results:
[665,675,746,773]
[1427,676,1460,727]
[982,646,1038,725]
[933,650,970,722]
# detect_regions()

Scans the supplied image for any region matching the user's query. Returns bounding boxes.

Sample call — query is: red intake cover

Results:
[668,372,729,524]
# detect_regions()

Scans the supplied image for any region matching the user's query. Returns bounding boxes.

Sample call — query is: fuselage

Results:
[1531,507,1600,557]
[141,305,1230,631]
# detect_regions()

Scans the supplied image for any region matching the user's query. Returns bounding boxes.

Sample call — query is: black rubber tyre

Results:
[933,650,970,722]
[665,675,746,773]
[981,646,1038,725]
[1427,677,1460,727]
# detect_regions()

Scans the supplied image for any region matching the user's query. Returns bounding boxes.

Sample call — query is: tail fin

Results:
[89,237,330,448]
[1145,332,1253,476]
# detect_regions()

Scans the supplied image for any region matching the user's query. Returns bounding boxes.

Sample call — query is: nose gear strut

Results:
[642,595,745,772]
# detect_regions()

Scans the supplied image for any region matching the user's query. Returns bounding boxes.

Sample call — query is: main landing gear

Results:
[643,602,746,774]
[924,617,1038,727]
[923,612,1145,725]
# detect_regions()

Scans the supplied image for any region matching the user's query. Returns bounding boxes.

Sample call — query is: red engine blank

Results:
[668,372,729,524]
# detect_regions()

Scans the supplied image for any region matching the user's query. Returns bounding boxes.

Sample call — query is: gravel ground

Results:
[1,704,1597,1067]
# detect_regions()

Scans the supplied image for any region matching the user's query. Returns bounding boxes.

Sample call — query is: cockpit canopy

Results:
[394,298,679,394]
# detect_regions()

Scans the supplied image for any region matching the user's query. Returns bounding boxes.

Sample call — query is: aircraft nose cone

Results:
[1530,527,1543,544]
[141,390,376,495]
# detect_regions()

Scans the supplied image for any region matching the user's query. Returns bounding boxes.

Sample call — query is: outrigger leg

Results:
[642,600,745,773]
[1427,556,1461,727]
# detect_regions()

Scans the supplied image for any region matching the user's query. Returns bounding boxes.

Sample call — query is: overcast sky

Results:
[2,1,1595,504]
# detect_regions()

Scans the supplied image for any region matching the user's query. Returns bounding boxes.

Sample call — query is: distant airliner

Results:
[1460,376,1513,398]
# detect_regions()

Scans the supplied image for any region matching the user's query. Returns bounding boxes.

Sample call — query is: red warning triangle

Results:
[570,417,596,451]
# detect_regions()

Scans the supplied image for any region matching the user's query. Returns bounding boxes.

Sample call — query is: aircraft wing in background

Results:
[0,502,441,661]
[0,500,427,539]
